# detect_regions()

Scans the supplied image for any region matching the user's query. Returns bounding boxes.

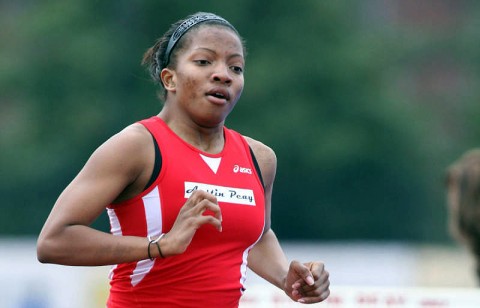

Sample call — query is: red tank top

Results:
[106,116,265,307]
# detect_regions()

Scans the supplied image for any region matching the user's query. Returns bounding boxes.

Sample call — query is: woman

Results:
[446,149,480,283]
[37,12,330,307]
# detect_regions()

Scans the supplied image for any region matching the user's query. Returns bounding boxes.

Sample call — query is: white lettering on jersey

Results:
[184,181,256,206]
[233,164,252,174]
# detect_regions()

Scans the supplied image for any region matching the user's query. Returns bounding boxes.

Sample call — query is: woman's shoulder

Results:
[242,136,277,184]
[243,136,276,162]
[90,123,155,201]
[92,123,153,167]
[110,123,152,148]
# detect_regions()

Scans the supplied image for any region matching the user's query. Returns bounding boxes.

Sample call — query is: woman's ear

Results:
[161,68,176,92]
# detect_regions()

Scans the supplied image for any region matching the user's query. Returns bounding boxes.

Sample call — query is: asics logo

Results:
[233,164,252,174]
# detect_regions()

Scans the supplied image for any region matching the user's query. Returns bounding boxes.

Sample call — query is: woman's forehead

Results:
[185,25,243,51]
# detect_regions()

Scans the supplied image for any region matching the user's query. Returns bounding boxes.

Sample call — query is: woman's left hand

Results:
[283,260,330,304]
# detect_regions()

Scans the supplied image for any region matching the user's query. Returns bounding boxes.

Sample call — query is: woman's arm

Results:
[244,137,287,286]
[37,124,157,265]
[245,137,330,304]
[247,229,288,288]
[37,123,223,266]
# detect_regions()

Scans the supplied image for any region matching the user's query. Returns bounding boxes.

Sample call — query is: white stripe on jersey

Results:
[239,220,265,292]
[108,207,122,236]
[107,208,122,280]
[130,186,163,286]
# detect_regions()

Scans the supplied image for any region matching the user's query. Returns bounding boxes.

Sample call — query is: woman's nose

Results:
[212,65,232,84]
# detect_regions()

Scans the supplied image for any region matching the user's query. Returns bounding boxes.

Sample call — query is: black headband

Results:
[162,13,235,67]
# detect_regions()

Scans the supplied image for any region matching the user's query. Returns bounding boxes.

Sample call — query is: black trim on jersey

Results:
[144,136,263,191]
[145,134,162,190]
[249,147,265,189]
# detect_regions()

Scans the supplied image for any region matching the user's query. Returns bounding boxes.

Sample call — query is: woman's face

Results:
[166,25,245,127]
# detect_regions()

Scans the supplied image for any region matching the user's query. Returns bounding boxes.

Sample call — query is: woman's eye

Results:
[231,66,244,74]
[195,60,210,65]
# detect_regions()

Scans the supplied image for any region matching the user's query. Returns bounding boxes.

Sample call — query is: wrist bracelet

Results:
[148,233,165,260]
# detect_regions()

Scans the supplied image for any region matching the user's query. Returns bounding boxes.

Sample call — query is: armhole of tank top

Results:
[144,133,162,190]
[249,146,265,189]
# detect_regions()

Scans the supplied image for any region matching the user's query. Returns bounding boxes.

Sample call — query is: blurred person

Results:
[446,149,480,282]
[36,12,330,307]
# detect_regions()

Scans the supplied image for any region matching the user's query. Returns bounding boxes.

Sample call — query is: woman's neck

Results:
[157,111,225,154]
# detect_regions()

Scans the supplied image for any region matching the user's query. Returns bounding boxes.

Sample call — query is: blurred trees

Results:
[1,0,479,242]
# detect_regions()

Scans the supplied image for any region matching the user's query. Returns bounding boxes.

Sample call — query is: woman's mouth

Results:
[206,88,230,102]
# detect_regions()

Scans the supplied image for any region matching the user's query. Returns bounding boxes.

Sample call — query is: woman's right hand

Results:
[162,190,223,256]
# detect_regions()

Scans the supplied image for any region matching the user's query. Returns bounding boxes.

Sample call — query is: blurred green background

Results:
[1,0,479,243]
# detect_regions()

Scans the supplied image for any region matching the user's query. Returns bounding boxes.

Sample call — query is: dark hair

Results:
[141,12,245,101]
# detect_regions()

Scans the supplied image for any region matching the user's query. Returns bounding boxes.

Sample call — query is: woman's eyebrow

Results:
[192,47,244,60]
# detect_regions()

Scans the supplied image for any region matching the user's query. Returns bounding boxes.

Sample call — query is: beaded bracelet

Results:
[147,233,165,260]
